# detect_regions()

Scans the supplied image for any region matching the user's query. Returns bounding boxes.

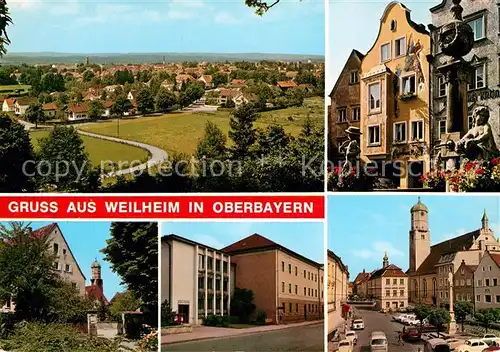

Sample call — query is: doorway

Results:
[178,304,189,324]
[408,161,424,188]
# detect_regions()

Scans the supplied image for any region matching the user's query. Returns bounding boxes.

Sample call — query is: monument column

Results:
[448,271,457,335]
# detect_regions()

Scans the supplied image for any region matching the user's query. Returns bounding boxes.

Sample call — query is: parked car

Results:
[482,335,500,347]
[456,339,490,352]
[424,338,451,352]
[337,339,353,352]
[345,330,358,345]
[403,327,421,342]
[483,347,500,352]
[352,319,364,330]
[401,314,417,325]
[407,318,420,326]
[442,336,466,350]
[392,313,405,322]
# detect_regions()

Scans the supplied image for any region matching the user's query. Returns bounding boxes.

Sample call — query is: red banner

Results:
[0,195,324,219]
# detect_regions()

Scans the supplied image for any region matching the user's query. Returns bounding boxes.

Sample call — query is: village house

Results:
[101,101,114,118]
[277,81,298,92]
[474,251,500,310]
[2,98,15,113]
[67,103,89,121]
[230,79,246,88]
[454,260,475,304]
[234,92,259,107]
[104,85,121,93]
[127,90,138,101]
[42,103,58,118]
[15,98,35,116]
[176,74,194,89]
[352,269,371,298]
[199,75,213,88]
[217,89,239,105]
[161,79,175,91]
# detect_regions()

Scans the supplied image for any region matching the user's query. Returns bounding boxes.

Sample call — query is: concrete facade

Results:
[327,250,349,333]
[474,251,500,309]
[162,235,233,325]
[360,2,431,189]
[328,50,364,161]
[429,0,500,149]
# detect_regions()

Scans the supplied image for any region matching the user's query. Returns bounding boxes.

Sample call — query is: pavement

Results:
[163,321,324,351]
[328,309,425,352]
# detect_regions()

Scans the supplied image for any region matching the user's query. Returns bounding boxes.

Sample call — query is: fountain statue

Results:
[338,126,361,185]
[448,271,457,336]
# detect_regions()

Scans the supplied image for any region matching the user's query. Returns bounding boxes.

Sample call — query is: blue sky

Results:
[327,195,500,279]
[162,221,324,263]
[327,0,440,97]
[0,221,124,301]
[7,0,324,55]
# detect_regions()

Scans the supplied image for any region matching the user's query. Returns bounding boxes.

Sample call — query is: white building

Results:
[162,235,235,325]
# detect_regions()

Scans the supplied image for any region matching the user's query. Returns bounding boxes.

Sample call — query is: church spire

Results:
[383,252,389,268]
[482,209,489,229]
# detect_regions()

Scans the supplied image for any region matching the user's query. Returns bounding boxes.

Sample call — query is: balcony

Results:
[223,271,229,277]
[198,268,205,275]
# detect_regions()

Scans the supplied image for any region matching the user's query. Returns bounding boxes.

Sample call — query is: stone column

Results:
[204,248,208,319]
[448,271,457,335]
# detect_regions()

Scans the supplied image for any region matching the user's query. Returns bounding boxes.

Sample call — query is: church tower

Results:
[91,259,103,292]
[409,197,431,273]
[383,252,389,268]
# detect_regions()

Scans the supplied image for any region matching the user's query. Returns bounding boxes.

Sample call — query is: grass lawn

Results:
[0,84,31,93]
[81,97,324,156]
[30,130,150,170]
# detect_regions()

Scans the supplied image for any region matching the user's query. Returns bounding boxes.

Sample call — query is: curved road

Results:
[17,118,169,178]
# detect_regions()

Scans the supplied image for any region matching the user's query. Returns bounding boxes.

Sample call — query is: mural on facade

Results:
[404,35,425,84]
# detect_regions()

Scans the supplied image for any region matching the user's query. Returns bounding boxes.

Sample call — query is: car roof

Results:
[339,339,351,343]
[371,331,386,337]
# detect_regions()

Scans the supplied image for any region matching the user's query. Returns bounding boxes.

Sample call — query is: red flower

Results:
[464,162,474,171]
[475,168,486,175]
[491,157,500,166]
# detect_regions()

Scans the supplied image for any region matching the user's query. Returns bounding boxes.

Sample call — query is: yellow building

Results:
[360,2,431,189]
[327,250,349,334]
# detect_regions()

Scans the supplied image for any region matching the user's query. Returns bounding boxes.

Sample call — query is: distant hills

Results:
[0,52,325,65]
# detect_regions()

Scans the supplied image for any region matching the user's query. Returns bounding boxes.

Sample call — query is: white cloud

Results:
[9,0,42,11]
[352,241,404,261]
[214,11,241,25]
[192,234,225,250]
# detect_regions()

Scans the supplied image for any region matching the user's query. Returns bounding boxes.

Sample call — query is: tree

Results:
[111,95,132,117]
[109,290,141,321]
[427,308,450,337]
[155,88,177,113]
[0,1,12,57]
[0,222,59,322]
[212,72,228,87]
[230,288,256,323]
[135,88,154,115]
[0,115,36,192]
[475,308,500,333]
[37,126,96,192]
[455,300,474,332]
[24,103,46,129]
[413,304,431,328]
[88,100,104,120]
[228,103,258,159]
[195,121,227,160]
[82,70,95,82]
[161,300,176,327]
[102,222,158,326]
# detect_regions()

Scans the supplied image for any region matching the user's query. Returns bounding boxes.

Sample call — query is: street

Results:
[164,322,324,352]
[329,309,425,352]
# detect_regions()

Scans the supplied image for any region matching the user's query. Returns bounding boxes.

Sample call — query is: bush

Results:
[202,315,229,327]
[137,330,158,352]
[256,310,267,325]
[0,322,132,352]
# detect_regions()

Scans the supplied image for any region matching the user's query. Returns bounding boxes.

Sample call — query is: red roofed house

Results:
[230,79,246,88]
[67,103,89,121]
[277,81,298,91]
[223,234,324,324]
[2,98,15,113]
[43,103,58,118]
[14,97,36,116]
[352,269,371,298]
[85,259,109,306]
[366,252,408,312]
[217,89,239,105]
[199,75,213,88]
[175,74,194,89]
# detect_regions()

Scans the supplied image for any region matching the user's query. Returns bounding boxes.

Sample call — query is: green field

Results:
[81,97,324,155]
[30,130,150,170]
[0,84,31,93]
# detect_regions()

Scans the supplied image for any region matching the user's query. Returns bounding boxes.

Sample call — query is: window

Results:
[381,43,391,62]
[496,295,500,303]
[308,272,310,280]
[386,290,390,297]
[53,243,59,254]
[208,280,213,289]
[282,261,285,272]
[288,264,291,274]
[477,295,481,302]
[386,279,390,285]
[478,279,483,287]
[461,279,465,286]
[315,289,318,297]
[350,70,359,84]
[352,106,360,121]
[437,120,446,138]
[296,303,299,313]
[198,277,204,289]
[63,249,66,255]
[393,122,406,143]
[438,76,447,97]
[401,74,416,95]
[315,274,317,282]
[304,287,306,295]
[198,255,205,269]
[393,279,397,285]
[400,279,404,285]
[65,264,71,272]
[486,279,490,287]
[216,259,221,271]
[470,64,485,90]
[411,120,424,141]
[308,288,311,296]
[486,295,492,303]
[295,266,297,276]
[289,283,292,293]
[395,37,406,57]
[368,125,381,145]
[289,303,292,313]
[393,290,397,297]
[467,279,471,286]
[368,82,381,112]
[386,302,390,308]
[494,278,498,286]
[304,270,306,278]
[467,16,485,41]
[282,282,285,292]
[54,262,59,270]
[295,285,298,294]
